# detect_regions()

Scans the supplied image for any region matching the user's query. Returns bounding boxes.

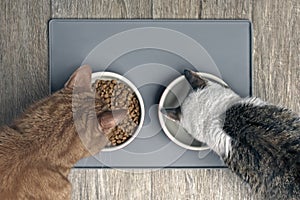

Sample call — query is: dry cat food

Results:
[93,79,141,146]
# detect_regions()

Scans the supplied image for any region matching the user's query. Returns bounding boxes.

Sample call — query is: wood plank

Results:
[69,169,152,200]
[252,0,300,112]
[151,169,252,200]
[200,0,252,19]
[68,168,252,199]
[0,0,50,125]
[51,0,152,18]
[153,0,201,18]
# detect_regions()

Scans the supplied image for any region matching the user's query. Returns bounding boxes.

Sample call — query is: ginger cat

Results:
[0,65,126,199]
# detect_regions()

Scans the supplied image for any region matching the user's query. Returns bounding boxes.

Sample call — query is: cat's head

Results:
[63,65,127,155]
[11,65,126,162]
[160,69,240,143]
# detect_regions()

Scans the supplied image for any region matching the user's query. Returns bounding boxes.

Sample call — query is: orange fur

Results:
[0,65,125,199]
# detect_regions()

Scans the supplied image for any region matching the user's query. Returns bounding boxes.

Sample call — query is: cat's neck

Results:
[212,97,267,159]
[181,85,241,158]
[207,97,268,158]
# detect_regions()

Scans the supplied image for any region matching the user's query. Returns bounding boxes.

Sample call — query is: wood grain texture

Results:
[252,0,300,112]
[69,169,152,200]
[153,0,201,18]
[69,169,253,200]
[200,0,252,19]
[0,0,299,199]
[0,0,50,125]
[151,169,252,200]
[51,0,152,18]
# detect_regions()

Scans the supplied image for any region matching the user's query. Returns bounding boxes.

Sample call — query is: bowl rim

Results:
[91,71,145,152]
[158,72,228,151]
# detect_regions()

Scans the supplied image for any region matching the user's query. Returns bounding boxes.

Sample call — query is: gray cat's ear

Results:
[65,65,92,91]
[160,106,181,122]
[184,69,207,90]
[98,109,127,133]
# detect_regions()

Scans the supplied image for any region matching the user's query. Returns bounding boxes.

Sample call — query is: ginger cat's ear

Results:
[98,109,127,135]
[65,65,92,91]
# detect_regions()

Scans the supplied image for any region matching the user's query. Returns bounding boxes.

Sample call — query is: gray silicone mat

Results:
[49,19,252,168]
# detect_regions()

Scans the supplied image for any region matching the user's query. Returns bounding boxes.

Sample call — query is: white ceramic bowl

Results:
[92,72,145,152]
[158,72,228,151]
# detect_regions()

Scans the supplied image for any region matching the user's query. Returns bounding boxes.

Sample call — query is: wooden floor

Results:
[0,0,299,199]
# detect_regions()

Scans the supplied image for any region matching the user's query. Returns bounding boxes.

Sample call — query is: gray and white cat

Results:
[161,69,300,200]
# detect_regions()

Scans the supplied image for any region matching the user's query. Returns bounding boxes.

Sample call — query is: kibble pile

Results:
[93,79,140,146]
